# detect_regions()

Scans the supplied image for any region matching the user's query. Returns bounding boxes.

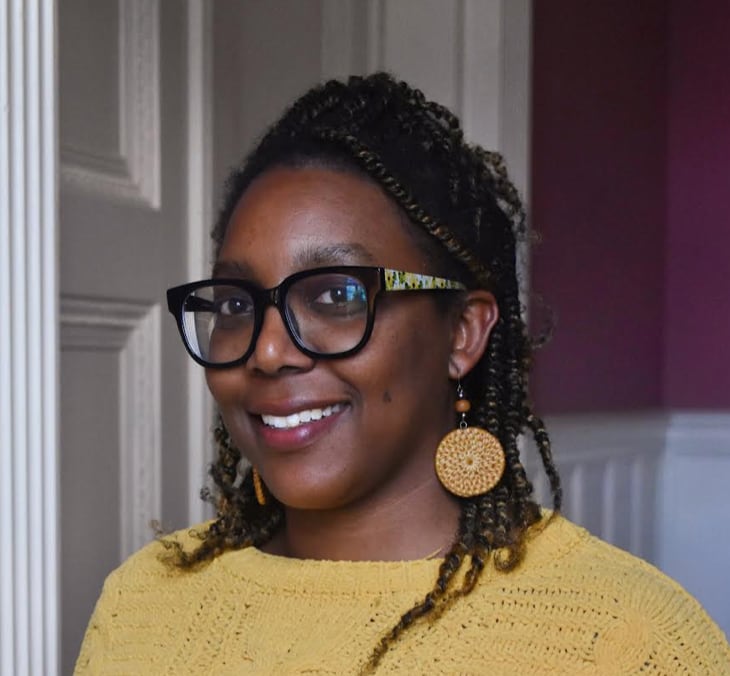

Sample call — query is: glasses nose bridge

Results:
[243,278,310,370]
[253,281,294,339]
[260,283,285,314]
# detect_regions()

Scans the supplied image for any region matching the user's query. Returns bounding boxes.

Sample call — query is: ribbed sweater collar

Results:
[209,513,578,596]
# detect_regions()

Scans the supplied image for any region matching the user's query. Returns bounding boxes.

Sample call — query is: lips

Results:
[261,403,344,429]
[251,399,349,451]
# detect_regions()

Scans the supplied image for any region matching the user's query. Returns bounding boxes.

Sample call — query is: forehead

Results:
[217,167,430,282]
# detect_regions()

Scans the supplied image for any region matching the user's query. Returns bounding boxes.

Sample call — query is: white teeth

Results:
[261,404,342,429]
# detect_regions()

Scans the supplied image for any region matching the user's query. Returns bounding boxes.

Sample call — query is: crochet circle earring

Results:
[434,378,506,498]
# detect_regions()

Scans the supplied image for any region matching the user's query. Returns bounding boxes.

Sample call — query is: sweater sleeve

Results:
[585,540,730,674]
[594,589,730,673]
[73,566,123,674]
[72,528,209,674]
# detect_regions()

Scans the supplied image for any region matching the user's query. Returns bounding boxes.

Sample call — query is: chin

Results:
[268,474,359,512]
[272,490,343,511]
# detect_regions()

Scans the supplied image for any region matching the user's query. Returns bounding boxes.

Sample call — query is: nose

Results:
[246,305,314,375]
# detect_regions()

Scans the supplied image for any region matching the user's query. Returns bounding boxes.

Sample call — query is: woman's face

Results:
[207,166,461,511]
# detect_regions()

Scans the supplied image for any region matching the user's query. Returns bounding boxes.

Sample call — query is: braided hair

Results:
[168,73,562,671]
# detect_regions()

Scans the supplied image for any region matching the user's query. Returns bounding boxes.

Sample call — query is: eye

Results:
[215,293,254,317]
[314,283,367,307]
[289,273,369,319]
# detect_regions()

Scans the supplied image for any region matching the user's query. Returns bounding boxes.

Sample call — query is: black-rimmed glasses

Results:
[166,266,466,368]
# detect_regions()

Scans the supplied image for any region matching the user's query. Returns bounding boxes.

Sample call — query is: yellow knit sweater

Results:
[75,515,729,674]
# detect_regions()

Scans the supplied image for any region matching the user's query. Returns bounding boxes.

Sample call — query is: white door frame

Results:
[0,1,59,675]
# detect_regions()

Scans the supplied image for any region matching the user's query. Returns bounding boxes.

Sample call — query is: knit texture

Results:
[75,515,730,674]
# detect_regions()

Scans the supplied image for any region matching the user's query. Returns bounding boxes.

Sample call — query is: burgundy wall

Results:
[530,1,668,413]
[664,2,730,408]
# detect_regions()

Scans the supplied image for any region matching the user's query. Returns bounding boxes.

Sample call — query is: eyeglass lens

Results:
[181,272,370,364]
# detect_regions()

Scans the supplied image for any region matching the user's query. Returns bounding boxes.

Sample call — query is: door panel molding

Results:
[61,0,161,209]
[61,297,161,559]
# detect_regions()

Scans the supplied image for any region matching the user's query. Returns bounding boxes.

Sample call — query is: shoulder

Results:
[523,513,724,626]
[89,522,217,612]
[534,514,715,613]
[465,513,730,673]
[74,523,216,673]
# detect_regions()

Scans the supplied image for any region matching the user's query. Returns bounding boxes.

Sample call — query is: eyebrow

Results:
[212,243,377,280]
[211,260,254,278]
[292,243,376,268]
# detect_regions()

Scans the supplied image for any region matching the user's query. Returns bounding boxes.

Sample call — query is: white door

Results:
[57,1,208,671]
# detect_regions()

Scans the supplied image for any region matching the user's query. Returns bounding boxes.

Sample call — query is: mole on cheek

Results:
[382,390,392,403]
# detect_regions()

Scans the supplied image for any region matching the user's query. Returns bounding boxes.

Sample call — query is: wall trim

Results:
[60,297,162,560]
[544,412,669,463]
[461,0,502,149]
[321,0,357,78]
[530,410,730,580]
[665,411,730,457]
[186,0,214,525]
[365,0,385,73]
[527,412,667,562]
[0,2,59,674]
[499,0,532,204]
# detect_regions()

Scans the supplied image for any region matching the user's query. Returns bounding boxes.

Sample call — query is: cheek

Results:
[366,309,451,410]
[206,371,256,454]
[205,369,244,415]
[205,369,226,402]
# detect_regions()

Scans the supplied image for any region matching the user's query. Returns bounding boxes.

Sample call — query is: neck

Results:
[263,476,461,561]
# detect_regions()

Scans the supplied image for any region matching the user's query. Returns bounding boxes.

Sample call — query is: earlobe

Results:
[448,290,499,379]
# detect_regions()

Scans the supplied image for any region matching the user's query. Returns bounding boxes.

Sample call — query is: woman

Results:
[76,73,729,674]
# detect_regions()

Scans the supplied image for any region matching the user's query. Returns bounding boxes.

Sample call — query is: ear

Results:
[448,290,499,379]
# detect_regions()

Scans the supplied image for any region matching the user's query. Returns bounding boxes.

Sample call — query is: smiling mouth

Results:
[260,404,345,429]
